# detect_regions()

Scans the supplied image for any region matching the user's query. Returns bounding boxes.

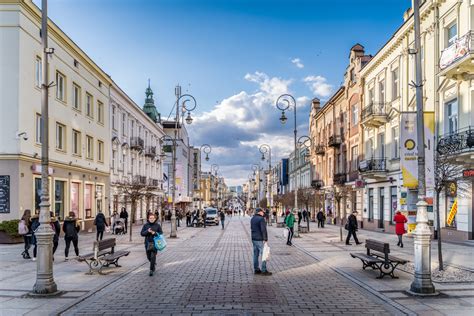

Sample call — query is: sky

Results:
[34,0,412,186]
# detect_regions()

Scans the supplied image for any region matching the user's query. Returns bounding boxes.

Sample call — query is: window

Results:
[86,93,93,118]
[112,105,116,130]
[70,182,79,217]
[56,122,66,151]
[98,140,104,162]
[351,104,359,126]
[379,80,385,103]
[447,22,457,47]
[72,129,81,156]
[351,146,358,171]
[130,120,134,137]
[378,133,385,158]
[390,186,397,224]
[35,113,42,144]
[368,188,374,221]
[56,71,66,101]
[72,83,81,111]
[97,101,104,124]
[368,87,374,105]
[54,180,66,220]
[366,138,373,159]
[86,135,94,159]
[85,184,93,219]
[391,68,399,100]
[35,57,42,88]
[112,150,116,172]
[122,113,126,136]
[392,126,399,159]
[350,69,356,83]
[446,99,458,135]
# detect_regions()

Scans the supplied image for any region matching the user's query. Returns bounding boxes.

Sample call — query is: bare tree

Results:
[113,177,158,241]
[298,188,315,228]
[434,153,469,270]
[334,185,351,242]
[259,197,268,208]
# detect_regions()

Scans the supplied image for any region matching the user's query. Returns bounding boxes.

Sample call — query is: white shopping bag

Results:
[262,243,270,261]
[283,227,289,238]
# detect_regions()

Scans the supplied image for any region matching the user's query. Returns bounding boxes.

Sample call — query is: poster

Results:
[447,198,458,226]
[0,175,10,213]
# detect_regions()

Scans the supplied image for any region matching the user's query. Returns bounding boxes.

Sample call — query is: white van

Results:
[205,207,219,225]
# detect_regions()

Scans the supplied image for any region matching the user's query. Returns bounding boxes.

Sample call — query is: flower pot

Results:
[0,231,23,244]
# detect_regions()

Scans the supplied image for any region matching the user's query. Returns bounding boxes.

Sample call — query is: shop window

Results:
[368,188,374,221]
[85,184,93,219]
[34,178,42,210]
[54,180,65,220]
[390,186,397,224]
[71,182,79,218]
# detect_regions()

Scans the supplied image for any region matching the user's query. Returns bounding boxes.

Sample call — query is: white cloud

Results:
[303,75,334,98]
[189,71,311,186]
[291,58,304,69]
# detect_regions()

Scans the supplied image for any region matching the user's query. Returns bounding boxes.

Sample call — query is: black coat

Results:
[317,211,324,221]
[120,210,129,219]
[63,218,80,239]
[347,214,358,231]
[140,221,163,249]
[94,213,108,231]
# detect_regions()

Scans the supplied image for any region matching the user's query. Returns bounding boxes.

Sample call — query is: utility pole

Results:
[33,0,58,295]
[409,0,436,295]
[170,85,181,238]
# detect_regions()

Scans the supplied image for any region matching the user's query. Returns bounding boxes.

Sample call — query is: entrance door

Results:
[368,188,374,221]
[379,187,385,229]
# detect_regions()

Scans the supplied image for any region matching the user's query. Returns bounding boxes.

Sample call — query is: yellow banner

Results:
[447,199,458,226]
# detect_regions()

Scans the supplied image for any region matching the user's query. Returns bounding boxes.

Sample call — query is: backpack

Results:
[65,221,77,238]
[18,220,28,235]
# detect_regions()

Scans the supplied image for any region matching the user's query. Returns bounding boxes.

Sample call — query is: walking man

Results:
[317,209,325,228]
[219,209,225,230]
[120,208,129,234]
[346,210,362,245]
[250,208,271,276]
[285,210,295,246]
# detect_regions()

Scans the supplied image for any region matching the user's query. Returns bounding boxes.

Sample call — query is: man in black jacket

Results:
[140,213,163,276]
[250,208,272,276]
[346,210,362,245]
[120,208,129,234]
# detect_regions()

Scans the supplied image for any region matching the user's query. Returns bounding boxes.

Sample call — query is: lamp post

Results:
[259,144,272,223]
[211,164,219,207]
[409,0,436,295]
[197,144,211,222]
[276,94,300,237]
[33,0,58,295]
[252,164,263,208]
[170,87,196,238]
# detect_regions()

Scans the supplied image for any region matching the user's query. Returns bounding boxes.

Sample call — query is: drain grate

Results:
[182,283,287,305]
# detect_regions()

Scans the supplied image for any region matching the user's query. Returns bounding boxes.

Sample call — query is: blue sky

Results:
[36,0,411,185]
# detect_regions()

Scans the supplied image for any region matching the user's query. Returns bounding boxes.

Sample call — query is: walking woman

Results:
[19,209,32,259]
[285,210,295,246]
[94,210,108,241]
[140,212,163,276]
[63,212,80,260]
[393,211,408,247]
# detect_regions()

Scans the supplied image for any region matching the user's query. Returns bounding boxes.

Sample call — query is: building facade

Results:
[0,0,110,230]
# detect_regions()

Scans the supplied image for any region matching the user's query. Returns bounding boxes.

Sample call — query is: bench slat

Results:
[350,253,383,263]
[366,239,389,254]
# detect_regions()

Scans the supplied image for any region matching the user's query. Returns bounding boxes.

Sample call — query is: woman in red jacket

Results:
[393,211,408,247]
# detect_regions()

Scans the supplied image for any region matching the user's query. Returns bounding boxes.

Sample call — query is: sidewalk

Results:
[269,223,474,316]
[0,221,198,316]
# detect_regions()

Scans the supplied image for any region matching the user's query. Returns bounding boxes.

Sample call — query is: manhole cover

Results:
[182,283,287,305]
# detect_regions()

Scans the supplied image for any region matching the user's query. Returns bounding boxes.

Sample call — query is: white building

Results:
[0,0,110,230]
[109,83,165,221]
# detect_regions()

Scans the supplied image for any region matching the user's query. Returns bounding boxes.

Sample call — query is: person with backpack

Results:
[219,209,225,230]
[94,211,108,241]
[19,209,32,259]
[140,212,163,276]
[285,210,295,246]
[63,212,80,260]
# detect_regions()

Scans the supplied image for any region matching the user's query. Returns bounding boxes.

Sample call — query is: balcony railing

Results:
[315,144,325,155]
[311,179,324,190]
[328,135,342,148]
[147,178,159,187]
[440,31,473,71]
[358,158,387,173]
[361,103,388,127]
[437,126,474,156]
[130,137,144,151]
[145,146,156,158]
[333,172,346,185]
[134,175,147,185]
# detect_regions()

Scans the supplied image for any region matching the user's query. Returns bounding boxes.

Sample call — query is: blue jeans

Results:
[252,240,267,272]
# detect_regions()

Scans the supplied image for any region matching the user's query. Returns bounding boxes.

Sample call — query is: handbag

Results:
[344,223,349,230]
[283,227,289,238]
[153,234,167,251]
[262,243,270,261]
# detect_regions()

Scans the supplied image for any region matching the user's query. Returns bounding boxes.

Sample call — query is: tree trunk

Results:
[435,190,444,271]
[129,199,135,242]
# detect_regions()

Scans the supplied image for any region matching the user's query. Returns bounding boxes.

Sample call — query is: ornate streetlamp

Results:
[196,144,211,221]
[259,144,272,219]
[276,94,300,236]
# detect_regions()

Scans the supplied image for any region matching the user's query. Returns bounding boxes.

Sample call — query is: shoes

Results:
[65,258,69,261]
[346,243,352,245]
[262,271,273,276]
[400,244,404,248]
[397,242,400,246]
[254,269,262,274]
[356,242,363,245]
[32,257,36,261]
[149,270,154,276]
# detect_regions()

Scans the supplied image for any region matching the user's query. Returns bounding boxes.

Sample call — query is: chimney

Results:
[311,97,320,110]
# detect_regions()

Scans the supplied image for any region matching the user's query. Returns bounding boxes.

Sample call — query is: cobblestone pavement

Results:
[61,216,399,315]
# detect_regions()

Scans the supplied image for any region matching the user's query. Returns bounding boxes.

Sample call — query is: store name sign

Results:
[463,169,474,178]
[31,164,54,175]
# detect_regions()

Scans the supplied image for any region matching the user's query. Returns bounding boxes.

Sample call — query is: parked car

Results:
[205,207,219,225]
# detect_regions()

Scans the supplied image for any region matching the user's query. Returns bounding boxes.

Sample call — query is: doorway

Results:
[379,187,385,229]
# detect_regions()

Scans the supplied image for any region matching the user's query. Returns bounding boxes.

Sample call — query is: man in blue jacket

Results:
[250,208,272,276]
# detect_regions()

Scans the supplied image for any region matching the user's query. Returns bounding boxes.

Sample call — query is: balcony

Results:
[328,135,342,148]
[311,179,324,190]
[333,172,347,185]
[361,103,388,128]
[145,146,156,158]
[147,178,159,187]
[437,126,474,165]
[358,158,387,178]
[315,144,325,155]
[130,137,144,151]
[134,175,147,185]
[439,31,474,80]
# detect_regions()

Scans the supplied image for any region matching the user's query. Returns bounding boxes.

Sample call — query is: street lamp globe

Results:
[185,112,193,124]
[280,111,288,124]
[205,154,209,161]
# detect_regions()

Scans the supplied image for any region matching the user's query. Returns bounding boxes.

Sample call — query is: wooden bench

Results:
[350,239,408,279]
[77,238,130,274]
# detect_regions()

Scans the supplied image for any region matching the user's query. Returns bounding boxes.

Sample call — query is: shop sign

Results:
[354,180,365,188]
[31,164,53,175]
[0,175,10,213]
[463,169,474,178]
[447,199,458,226]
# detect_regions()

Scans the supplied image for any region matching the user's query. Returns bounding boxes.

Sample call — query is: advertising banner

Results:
[424,112,435,192]
[400,113,418,188]
[447,198,458,226]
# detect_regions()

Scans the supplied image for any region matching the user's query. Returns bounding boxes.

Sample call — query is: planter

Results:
[0,231,23,244]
